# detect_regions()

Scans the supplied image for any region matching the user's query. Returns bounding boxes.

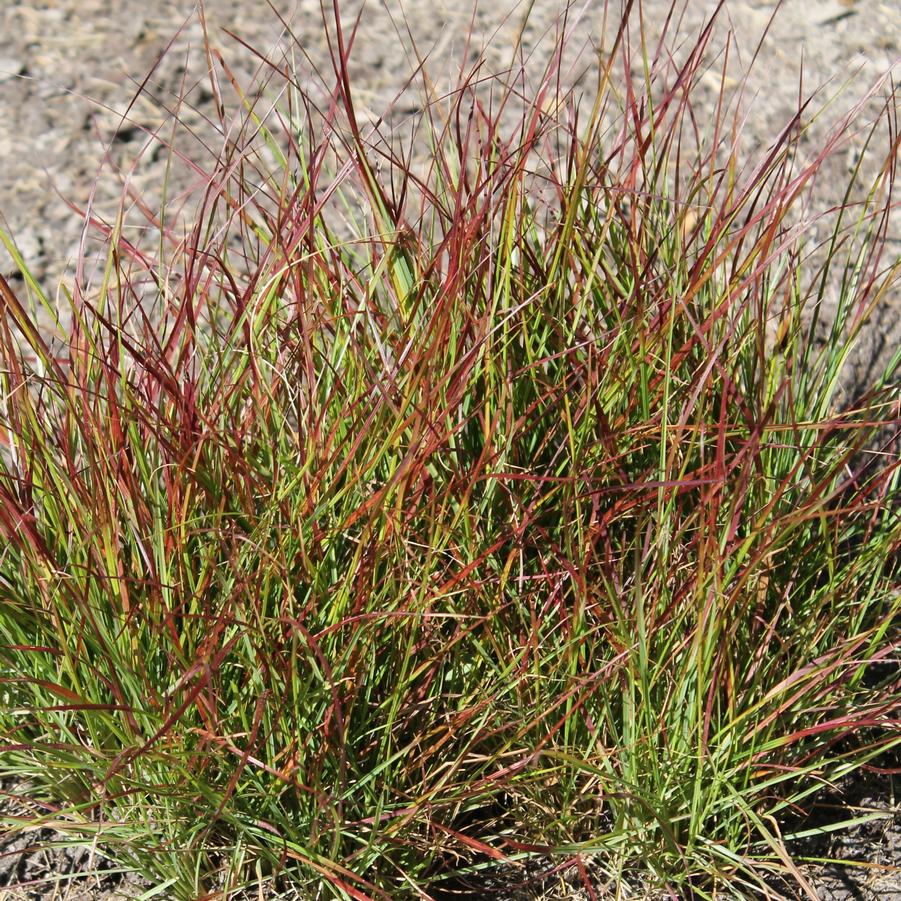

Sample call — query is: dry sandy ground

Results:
[0,0,899,898]
[0,0,899,390]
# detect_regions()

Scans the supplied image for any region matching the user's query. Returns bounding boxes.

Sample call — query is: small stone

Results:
[12,228,43,265]
[0,56,24,83]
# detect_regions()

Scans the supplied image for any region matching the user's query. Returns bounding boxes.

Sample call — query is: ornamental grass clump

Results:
[0,2,899,898]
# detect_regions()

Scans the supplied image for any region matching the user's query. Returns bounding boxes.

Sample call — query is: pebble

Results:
[0,55,24,82]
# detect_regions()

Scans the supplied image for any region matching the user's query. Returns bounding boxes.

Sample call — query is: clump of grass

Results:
[0,2,899,898]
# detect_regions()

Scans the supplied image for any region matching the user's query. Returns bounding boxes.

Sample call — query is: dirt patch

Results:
[1,0,898,390]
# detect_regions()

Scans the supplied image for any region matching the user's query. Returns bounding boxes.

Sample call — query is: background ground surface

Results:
[1,0,899,395]
[0,0,899,898]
